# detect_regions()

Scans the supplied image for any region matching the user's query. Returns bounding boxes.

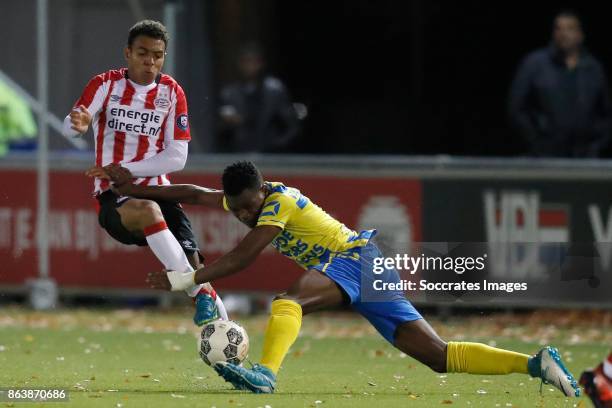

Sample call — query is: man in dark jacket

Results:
[509,11,612,157]
[219,44,299,153]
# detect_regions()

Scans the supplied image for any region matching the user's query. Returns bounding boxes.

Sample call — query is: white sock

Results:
[216,295,229,320]
[605,354,612,379]
[144,221,202,297]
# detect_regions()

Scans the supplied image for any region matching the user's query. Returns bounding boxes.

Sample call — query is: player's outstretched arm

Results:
[64,74,107,137]
[86,165,224,208]
[119,182,224,207]
[148,225,281,291]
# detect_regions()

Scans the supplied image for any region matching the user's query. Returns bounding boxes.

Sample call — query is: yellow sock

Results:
[446,341,529,374]
[259,299,302,374]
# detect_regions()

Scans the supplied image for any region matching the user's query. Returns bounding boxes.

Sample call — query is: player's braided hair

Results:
[222,161,263,196]
[128,20,169,48]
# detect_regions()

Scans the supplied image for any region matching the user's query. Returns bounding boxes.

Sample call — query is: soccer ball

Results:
[198,320,249,366]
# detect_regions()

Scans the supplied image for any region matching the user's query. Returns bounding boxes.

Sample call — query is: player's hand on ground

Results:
[69,105,92,134]
[85,166,110,180]
[104,163,133,186]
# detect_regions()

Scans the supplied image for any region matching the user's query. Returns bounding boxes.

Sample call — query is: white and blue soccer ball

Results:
[198,320,249,366]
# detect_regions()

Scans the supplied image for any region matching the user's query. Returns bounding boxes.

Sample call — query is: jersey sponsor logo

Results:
[176,114,189,131]
[107,107,164,136]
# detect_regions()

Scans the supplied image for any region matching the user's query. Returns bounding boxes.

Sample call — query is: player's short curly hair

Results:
[127,20,169,48]
[222,161,263,196]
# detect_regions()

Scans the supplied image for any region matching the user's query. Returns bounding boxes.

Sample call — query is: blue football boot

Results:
[193,287,219,326]
[214,362,276,393]
[528,346,580,397]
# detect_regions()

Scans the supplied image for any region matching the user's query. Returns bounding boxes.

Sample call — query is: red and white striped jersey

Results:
[73,68,191,194]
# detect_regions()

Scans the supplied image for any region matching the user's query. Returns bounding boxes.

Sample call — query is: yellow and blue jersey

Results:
[224,182,422,345]
[225,182,373,269]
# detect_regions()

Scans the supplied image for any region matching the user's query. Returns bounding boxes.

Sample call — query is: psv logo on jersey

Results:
[154,84,171,109]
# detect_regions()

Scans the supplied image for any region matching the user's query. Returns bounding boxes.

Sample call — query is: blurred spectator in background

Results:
[509,11,612,158]
[0,78,37,155]
[218,43,299,153]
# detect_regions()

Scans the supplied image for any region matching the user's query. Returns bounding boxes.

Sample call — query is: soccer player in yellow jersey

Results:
[98,161,580,397]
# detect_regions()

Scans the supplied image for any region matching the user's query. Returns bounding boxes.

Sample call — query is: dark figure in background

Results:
[509,11,612,157]
[218,44,299,153]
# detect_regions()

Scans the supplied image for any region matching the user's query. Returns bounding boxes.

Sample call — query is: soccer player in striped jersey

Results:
[101,161,580,398]
[65,20,224,325]
[581,352,612,407]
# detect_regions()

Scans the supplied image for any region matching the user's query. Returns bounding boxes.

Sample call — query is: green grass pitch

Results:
[0,308,609,407]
